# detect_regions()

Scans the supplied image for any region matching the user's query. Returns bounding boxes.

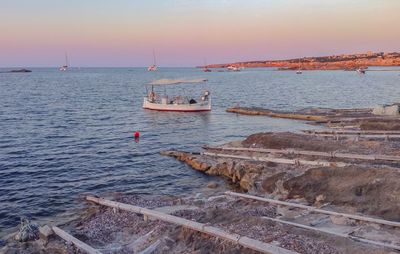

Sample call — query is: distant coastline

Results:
[205,51,400,70]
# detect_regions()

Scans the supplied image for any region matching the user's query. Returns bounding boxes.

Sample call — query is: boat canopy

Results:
[147,78,208,86]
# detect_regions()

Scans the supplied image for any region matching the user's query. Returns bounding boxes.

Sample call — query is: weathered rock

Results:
[39,225,53,242]
[285,166,400,221]
[314,194,326,207]
[207,182,218,189]
[330,216,356,226]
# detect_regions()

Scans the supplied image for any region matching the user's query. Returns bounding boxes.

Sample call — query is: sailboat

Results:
[296,58,302,74]
[59,53,69,71]
[203,66,211,72]
[202,59,211,72]
[147,50,157,71]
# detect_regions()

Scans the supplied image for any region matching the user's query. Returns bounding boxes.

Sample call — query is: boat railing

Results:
[145,94,210,106]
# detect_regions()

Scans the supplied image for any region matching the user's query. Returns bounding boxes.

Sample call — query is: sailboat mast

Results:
[65,53,69,67]
[152,50,156,66]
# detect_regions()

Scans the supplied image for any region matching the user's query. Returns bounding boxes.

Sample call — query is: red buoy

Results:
[134,131,140,139]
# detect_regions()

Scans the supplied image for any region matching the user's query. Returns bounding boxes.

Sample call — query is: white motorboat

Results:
[356,68,366,74]
[227,65,240,71]
[143,78,211,112]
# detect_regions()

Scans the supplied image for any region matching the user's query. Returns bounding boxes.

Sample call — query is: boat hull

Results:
[143,98,211,112]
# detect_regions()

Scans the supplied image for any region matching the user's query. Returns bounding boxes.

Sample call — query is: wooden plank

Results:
[205,146,400,162]
[226,107,327,121]
[225,192,400,228]
[202,152,347,167]
[86,196,297,254]
[263,217,400,251]
[304,129,400,135]
[52,226,102,254]
[303,132,400,139]
[138,239,162,254]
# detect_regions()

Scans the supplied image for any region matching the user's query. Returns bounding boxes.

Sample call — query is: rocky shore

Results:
[205,52,400,70]
[227,105,400,130]
[2,191,394,254]
[162,132,400,220]
[2,106,400,254]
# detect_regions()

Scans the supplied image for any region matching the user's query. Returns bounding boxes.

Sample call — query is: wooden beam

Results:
[204,146,400,162]
[303,132,400,139]
[52,226,102,254]
[263,217,400,251]
[225,192,400,228]
[226,107,327,121]
[86,196,297,254]
[304,129,400,135]
[202,152,347,167]
[138,239,162,254]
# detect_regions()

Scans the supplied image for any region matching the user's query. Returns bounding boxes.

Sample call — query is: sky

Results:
[1,0,399,67]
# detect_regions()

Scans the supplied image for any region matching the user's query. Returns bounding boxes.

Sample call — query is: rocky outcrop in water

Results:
[0,69,32,73]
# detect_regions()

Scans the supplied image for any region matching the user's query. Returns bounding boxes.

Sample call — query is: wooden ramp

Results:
[202,151,348,167]
[303,132,400,140]
[52,226,102,254]
[304,129,400,135]
[86,196,297,254]
[205,146,400,162]
[225,191,400,251]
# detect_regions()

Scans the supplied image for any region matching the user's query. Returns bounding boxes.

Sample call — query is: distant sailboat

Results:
[296,58,302,74]
[203,67,211,72]
[59,53,69,71]
[202,59,211,72]
[148,50,157,71]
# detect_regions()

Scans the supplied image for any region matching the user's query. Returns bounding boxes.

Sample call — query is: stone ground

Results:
[2,192,393,254]
[2,128,400,253]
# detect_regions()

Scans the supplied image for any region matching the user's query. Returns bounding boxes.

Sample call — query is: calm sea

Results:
[1,67,399,232]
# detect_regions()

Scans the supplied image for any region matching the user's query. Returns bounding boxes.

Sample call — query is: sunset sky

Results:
[1,0,399,67]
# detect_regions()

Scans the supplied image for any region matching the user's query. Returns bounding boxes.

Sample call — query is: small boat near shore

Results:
[227,65,240,71]
[356,68,366,74]
[143,78,211,112]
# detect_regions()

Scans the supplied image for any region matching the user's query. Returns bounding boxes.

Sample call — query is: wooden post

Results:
[86,196,297,254]
[52,226,102,254]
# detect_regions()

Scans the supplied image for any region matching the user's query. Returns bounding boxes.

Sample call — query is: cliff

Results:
[206,52,400,70]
